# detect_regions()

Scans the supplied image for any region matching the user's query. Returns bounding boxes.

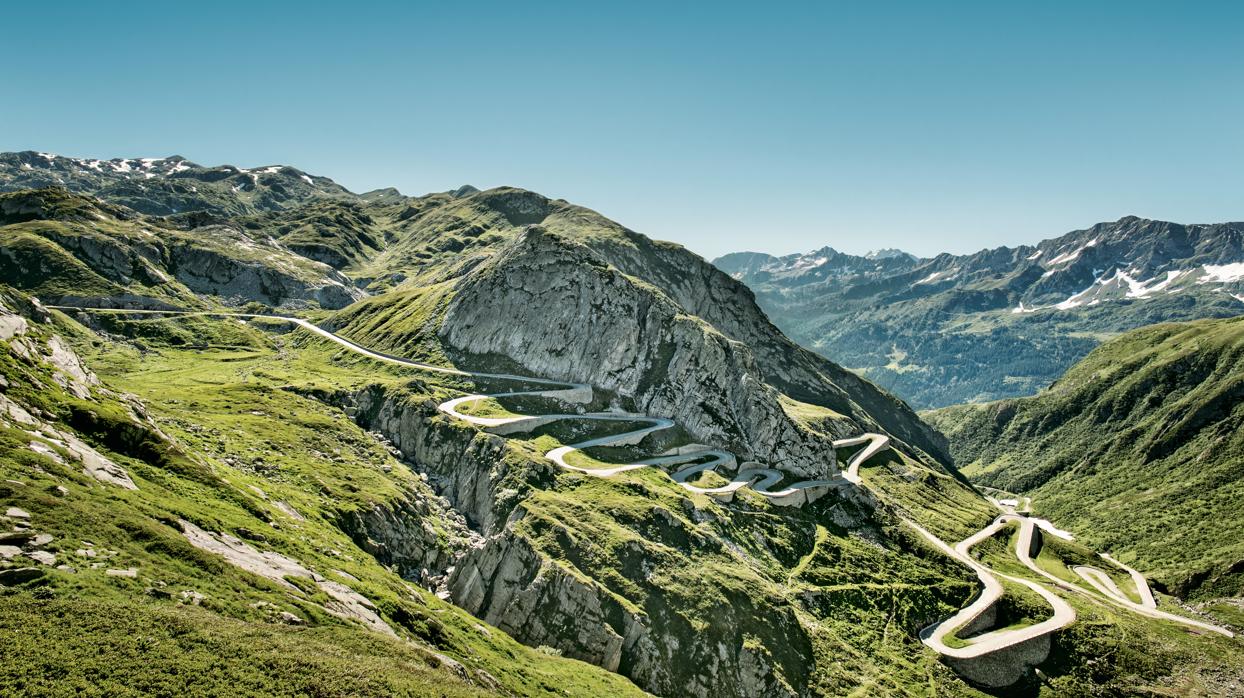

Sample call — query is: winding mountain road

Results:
[434,370,885,503]
[990,493,1232,637]
[54,306,1234,663]
[53,307,874,503]
[911,514,1076,658]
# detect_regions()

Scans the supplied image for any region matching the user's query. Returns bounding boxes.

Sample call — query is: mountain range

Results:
[715,219,1244,408]
[2,151,1242,696]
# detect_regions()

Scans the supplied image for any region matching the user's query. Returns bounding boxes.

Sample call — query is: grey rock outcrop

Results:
[347,386,538,534]
[439,228,841,478]
[0,294,135,489]
[0,188,364,310]
[337,383,813,698]
[180,519,396,637]
[336,487,474,588]
[581,227,950,465]
[448,513,805,698]
[165,233,363,309]
[449,517,644,674]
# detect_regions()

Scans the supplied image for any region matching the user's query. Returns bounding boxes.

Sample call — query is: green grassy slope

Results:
[13,307,987,696]
[0,292,645,697]
[9,297,1244,695]
[244,200,385,270]
[926,317,1244,598]
[0,597,492,698]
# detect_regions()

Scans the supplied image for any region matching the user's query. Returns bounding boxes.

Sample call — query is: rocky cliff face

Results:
[448,516,808,698]
[578,228,949,464]
[439,228,841,477]
[449,522,648,675]
[336,485,475,589]
[163,228,363,309]
[348,183,949,465]
[346,385,543,534]
[334,382,822,698]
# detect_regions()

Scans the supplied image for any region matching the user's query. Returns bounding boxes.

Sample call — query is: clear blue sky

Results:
[4,1,1241,259]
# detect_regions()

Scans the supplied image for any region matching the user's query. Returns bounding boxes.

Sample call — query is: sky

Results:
[3,1,1241,260]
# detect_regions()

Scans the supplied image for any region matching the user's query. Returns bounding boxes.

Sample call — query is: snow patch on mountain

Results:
[1046,238,1098,267]
[1023,263,1244,314]
[1105,269,1189,299]
[916,269,958,285]
[1200,263,1244,284]
[1055,286,1093,310]
[864,248,912,260]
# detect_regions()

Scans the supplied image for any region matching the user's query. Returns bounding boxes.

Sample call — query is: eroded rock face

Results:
[336,487,475,589]
[447,507,808,698]
[1,188,364,310]
[449,517,640,674]
[349,386,537,534]
[179,519,396,637]
[339,384,813,698]
[583,228,951,465]
[439,228,839,478]
[0,296,135,489]
[165,234,363,309]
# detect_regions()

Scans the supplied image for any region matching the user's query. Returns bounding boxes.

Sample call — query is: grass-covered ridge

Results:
[0,596,492,698]
[926,316,1244,600]
[49,308,987,694]
[0,188,359,310]
[7,306,984,695]
[243,200,385,270]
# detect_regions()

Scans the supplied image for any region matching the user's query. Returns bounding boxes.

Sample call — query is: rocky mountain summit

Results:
[323,187,950,470]
[715,217,1244,408]
[0,153,949,468]
[440,227,847,477]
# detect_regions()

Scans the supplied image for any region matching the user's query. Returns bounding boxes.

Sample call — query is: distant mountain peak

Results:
[713,214,1244,409]
[0,150,352,218]
[864,248,913,260]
